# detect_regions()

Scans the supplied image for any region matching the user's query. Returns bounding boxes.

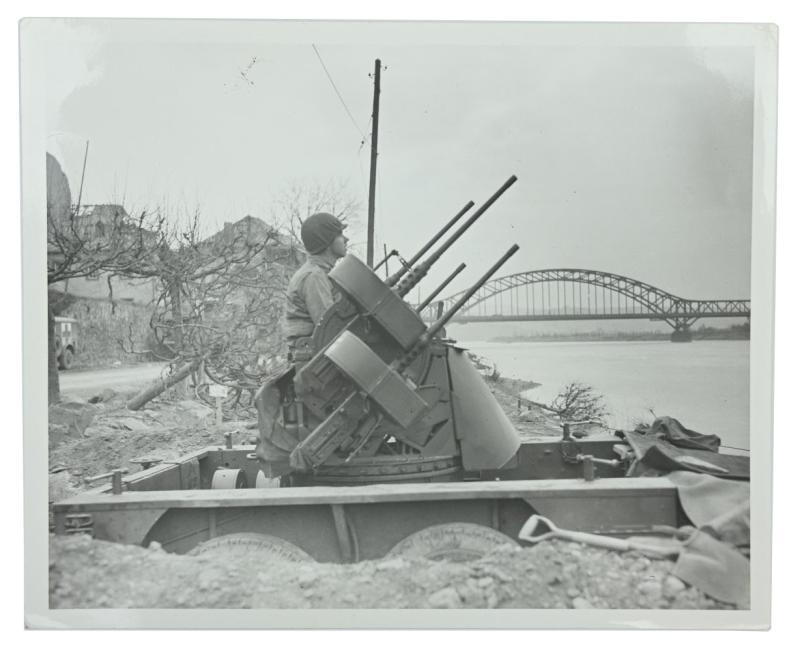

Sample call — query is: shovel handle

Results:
[555,528,634,551]
[518,514,557,543]
[518,514,632,551]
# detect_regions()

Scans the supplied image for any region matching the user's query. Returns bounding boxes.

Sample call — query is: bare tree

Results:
[46,153,161,404]
[272,179,362,250]
[548,382,608,423]
[132,182,362,415]
[48,160,361,414]
[118,211,299,411]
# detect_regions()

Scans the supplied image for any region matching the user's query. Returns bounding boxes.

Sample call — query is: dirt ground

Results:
[47,374,743,610]
[48,376,555,499]
[49,533,733,610]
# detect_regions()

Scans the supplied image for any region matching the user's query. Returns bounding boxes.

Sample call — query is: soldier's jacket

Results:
[258,253,339,477]
[284,253,339,345]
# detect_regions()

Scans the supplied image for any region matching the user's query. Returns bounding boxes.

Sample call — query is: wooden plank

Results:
[54,477,678,512]
[208,508,217,539]
[330,504,353,562]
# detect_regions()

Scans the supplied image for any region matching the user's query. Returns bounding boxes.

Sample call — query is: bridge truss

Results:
[418,269,750,332]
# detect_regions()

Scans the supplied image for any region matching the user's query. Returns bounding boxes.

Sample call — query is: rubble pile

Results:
[49,534,736,609]
[49,388,253,489]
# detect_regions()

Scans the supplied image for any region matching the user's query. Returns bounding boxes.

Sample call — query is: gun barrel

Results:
[373,248,398,273]
[392,245,519,374]
[415,263,466,313]
[387,200,474,286]
[395,175,517,296]
[425,244,519,339]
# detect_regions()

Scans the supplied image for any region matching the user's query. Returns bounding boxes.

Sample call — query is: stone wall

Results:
[50,274,158,304]
[60,297,158,368]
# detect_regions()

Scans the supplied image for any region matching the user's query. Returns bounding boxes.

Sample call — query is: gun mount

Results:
[50,176,750,570]
[255,178,523,484]
[47,180,750,576]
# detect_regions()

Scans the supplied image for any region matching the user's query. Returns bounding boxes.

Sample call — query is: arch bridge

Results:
[418,269,750,342]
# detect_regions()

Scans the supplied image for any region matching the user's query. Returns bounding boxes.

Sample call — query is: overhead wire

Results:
[310,47,382,264]
[350,116,372,196]
[342,115,371,261]
[311,44,366,141]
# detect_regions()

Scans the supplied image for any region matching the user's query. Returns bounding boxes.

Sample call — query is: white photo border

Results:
[21,18,777,630]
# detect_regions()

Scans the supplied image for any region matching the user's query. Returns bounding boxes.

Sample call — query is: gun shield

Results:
[330,254,427,350]
[448,347,521,470]
[324,330,429,429]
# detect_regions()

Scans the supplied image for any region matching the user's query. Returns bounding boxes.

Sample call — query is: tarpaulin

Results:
[623,430,750,480]
[641,416,721,451]
[668,471,750,607]
[668,471,750,546]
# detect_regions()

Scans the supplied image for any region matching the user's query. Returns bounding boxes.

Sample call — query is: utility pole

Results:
[367,58,381,267]
[76,140,90,214]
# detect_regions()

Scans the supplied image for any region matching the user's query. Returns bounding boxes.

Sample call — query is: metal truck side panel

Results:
[143,505,341,560]
[52,477,680,562]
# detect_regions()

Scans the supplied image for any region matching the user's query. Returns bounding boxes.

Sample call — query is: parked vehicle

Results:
[52,430,692,562]
[54,316,78,370]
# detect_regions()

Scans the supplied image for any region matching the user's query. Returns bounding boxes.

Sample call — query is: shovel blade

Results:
[673,529,749,607]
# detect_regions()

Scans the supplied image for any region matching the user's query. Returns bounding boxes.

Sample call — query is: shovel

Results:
[519,515,750,607]
[518,514,683,559]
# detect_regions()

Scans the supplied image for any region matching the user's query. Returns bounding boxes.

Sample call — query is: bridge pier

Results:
[670,328,693,343]
[668,319,695,343]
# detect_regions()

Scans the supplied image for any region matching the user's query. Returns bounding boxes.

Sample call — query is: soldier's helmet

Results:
[300,212,346,255]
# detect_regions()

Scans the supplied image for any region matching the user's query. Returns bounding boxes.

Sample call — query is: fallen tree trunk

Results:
[126,358,202,411]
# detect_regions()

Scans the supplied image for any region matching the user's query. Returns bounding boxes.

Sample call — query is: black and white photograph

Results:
[21,18,777,629]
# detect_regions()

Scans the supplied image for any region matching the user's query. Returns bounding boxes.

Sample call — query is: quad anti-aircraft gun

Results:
[50,177,750,572]
[255,176,523,485]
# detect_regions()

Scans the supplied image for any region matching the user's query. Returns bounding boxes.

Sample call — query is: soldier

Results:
[284,212,348,358]
[254,213,347,480]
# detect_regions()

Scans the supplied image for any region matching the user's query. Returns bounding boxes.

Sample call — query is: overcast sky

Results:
[44,20,754,312]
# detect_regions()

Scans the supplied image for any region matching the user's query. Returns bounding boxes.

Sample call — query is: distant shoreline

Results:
[489,324,749,344]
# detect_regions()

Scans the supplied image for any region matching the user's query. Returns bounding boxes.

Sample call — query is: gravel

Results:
[49,534,740,609]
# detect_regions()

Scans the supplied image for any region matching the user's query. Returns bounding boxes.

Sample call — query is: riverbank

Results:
[491,323,750,343]
[485,376,565,438]
[465,339,750,449]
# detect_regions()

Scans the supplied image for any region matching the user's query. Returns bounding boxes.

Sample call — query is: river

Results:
[465,340,750,450]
